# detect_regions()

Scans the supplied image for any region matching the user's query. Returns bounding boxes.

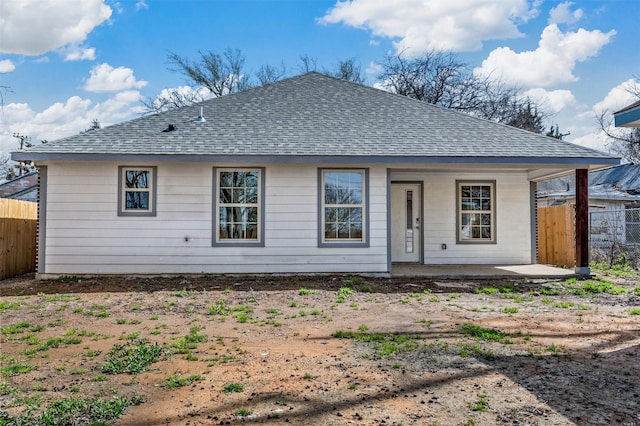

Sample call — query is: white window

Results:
[457,181,495,243]
[118,166,156,216]
[214,168,264,246]
[319,169,368,247]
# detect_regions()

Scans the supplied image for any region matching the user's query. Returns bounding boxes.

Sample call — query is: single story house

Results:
[0,171,39,202]
[13,72,619,278]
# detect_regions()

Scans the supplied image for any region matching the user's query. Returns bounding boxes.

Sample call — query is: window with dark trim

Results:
[213,168,265,246]
[319,169,369,247]
[456,180,496,243]
[118,166,157,216]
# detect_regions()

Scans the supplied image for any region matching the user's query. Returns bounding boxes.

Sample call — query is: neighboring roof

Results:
[614,100,640,128]
[14,72,618,167]
[538,163,640,201]
[0,172,38,200]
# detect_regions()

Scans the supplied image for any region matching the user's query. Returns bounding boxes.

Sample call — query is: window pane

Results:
[125,191,149,209]
[481,227,492,239]
[125,170,149,189]
[324,172,362,205]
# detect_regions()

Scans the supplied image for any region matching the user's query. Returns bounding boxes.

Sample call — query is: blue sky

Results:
[1,0,639,158]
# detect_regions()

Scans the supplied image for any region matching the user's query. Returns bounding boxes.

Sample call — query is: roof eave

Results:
[13,151,620,166]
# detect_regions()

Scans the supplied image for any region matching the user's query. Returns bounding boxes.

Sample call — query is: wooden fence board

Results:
[537,204,575,267]
[0,198,37,280]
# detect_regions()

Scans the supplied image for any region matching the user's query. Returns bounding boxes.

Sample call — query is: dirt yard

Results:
[1,272,639,425]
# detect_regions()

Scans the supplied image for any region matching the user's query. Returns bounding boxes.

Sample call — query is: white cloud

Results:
[0,59,15,73]
[523,88,576,114]
[319,0,536,55]
[365,61,383,76]
[136,0,149,11]
[548,2,583,25]
[475,24,615,88]
[63,44,97,61]
[0,0,111,56]
[84,63,148,92]
[592,78,640,114]
[0,91,144,155]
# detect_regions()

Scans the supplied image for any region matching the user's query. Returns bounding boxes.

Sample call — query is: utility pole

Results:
[12,133,31,177]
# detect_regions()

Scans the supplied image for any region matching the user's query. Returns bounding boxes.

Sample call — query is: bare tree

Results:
[167,48,251,98]
[298,54,318,73]
[598,76,640,162]
[141,88,206,115]
[256,62,286,86]
[327,58,364,84]
[378,51,554,134]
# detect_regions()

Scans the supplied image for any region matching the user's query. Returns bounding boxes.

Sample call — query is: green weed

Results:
[164,374,202,389]
[101,339,163,374]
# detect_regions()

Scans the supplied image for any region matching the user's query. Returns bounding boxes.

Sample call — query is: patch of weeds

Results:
[302,372,314,380]
[93,375,107,382]
[0,381,18,396]
[502,294,526,303]
[537,287,561,296]
[290,301,298,308]
[266,308,282,317]
[333,330,422,358]
[164,373,202,389]
[84,349,102,358]
[459,323,507,342]
[630,308,640,315]
[102,339,164,374]
[577,304,591,311]
[71,368,88,375]
[633,286,640,296]
[553,302,575,309]
[581,278,627,295]
[409,292,423,301]
[545,343,563,354]
[0,301,20,312]
[44,293,81,302]
[222,382,244,393]
[207,299,231,316]
[540,297,553,304]
[150,315,159,320]
[3,395,143,425]
[429,296,439,302]
[418,319,433,327]
[1,321,32,335]
[236,408,252,417]
[171,326,207,354]
[310,309,321,316]
[590,260,638,278]
[502,307,519,314]
[476,287,499,295]
[337,287,355,303]
[358,324,369,332]
[298,310,307,317]
[469,393,489,412]
[458,342,494,359]
[447,293,461,301]
[235,313,249,323]
[0,363,37,376]
[298,288,317,296]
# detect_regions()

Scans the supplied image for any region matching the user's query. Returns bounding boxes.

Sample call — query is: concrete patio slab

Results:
[391,263,578,279]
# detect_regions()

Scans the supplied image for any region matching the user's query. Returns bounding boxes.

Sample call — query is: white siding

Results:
[391,170,532,264]
[41,161,389,275]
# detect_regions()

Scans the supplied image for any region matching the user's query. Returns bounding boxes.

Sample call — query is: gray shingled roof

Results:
[14,72,618,165]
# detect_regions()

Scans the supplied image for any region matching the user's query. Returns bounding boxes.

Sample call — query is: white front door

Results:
[391,183,421,262]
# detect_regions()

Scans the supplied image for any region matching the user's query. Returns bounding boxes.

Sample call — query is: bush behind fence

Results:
[590,207,640,268]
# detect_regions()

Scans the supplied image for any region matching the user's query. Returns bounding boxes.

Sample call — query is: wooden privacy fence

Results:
[0,198,37,280]
[537,204,575,267]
